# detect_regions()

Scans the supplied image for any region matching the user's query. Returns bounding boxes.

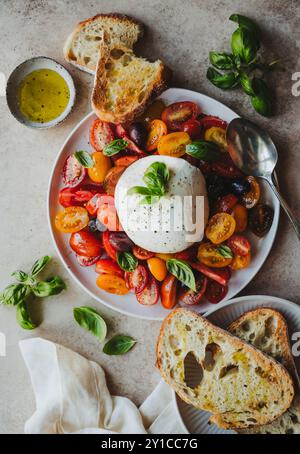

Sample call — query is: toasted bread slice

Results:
[156,308,294,430]
[228,308,300,434]
[91,44,169,124]
[64,13,143,74]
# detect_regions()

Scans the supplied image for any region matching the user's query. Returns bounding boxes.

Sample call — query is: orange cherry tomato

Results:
[147,257,167,282]
[161,274,177,309]
[241,176,260,209]
[55,206,89,233]
[96,273,129,295]
[206,213,236,245]
[146,119,167,151]
[114,156,139,167]
[157,132,191,157]
[155,253,175,261]
[88,151,112,183]
[232,204,248,232]
[197,242,232,268]
[230,251,251,270]
[103,166,125,195]
[204,126,227,150]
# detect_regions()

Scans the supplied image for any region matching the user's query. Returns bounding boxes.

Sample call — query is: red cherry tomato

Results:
[89,119,115,152]
[199,115,228,131]
[63,155,86,188]
[205,280,228,304]
[69,231,102,257]
[102,231,117,261]
[191,262,231,286]
[175,246,197,261]
[59,187,95,208]
[76,254,101,267]
[215,194,238,214]
[127,264,148,293]
[161,274,177,309]
[227,235,251,257]
[132,246,154,260]
[95,259,123,277]
[178,274,207,306]
[211,154,244,179]
[180,119,202,138]
[108,232,134,252]
[161,102,200,131]
[135,275,159,305]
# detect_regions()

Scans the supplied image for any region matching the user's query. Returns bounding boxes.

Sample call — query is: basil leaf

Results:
[11,270,29,282]
[139,195,160,205]
[186,141,221,161]
[74,151,94,168]
[143,162,169,195]
[103,139,128,157]
[31,256,51,277]
[103,335,136,355]
[209,52,235,70]
[250,78,272,116]
[166,259,196,291]
[32,276,66,297]
[16,301,36,330]
[229,14,260,46]
[117,252,138,272]
[217,245,233,258]
[240,72,255,96]
[73,306,107,342]
[231,26,258,64]
[0,283,28,306]
[127,186,153,196]
[207,67,240,89]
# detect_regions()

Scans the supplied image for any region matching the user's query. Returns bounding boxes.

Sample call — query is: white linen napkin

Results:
[19,338,187,434]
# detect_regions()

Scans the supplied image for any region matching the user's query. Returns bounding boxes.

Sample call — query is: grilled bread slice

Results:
[64,13,143,74]
[228,308,300,434]
[91,43,169,124]
[156,308,294,430]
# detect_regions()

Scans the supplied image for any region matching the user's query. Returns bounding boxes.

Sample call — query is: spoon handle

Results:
[268,179,300,241]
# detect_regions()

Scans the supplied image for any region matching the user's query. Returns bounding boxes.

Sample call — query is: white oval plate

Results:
[174,295,300,434]
[48,88,280,320]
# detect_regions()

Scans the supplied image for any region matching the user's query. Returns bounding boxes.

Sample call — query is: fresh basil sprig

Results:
[103,139,128,157]
[117,252,138,272]
[231,26,258,65]
[217,245,233,258]
[250,78,272,117]
[207,68,240,89]
[73,306,107,342]
[166,259,196,291]
[103,335,136,355]
[186,141,221,162]
[16,301,36,330]
[127,162,170,205]
[209,52,236,70]
[74,151,94,168]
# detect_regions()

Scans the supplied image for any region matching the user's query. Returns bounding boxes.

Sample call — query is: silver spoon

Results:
[226,117,300,240]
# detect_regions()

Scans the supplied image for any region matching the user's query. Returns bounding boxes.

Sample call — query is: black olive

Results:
[205,174,229,203]
[230,178,251,196]
[128,122,147,148]
[249,204,274,237]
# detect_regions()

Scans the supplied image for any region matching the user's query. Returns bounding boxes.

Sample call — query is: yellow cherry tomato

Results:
[197,243,232,268]
[96,273,129,295]
[55,206,89,233]
[88,151,111,183]
[232,204,248,232]
[157,132,191,157]
[147,257,167,282]
[204,127,227,150]
[206,213,236,245]
[230,251,251,270]
[155,253,175,261]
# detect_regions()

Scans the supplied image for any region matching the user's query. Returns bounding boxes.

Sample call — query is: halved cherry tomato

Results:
[191,262,231,286]
[204,126,227,150]
[86,193,113,216]
[175,246,197,261]
[178,274,207,306]
[102,231,117,260]
[88,151,112,183]
[55,206,89,233]
[180,119,202,139]
[63,155,86,188]
[103,166,126,195]
[157,132,191,157]
[70,231,102,257]
[215,194,238,214]
[146,119,167,151]
[241,176,260,209]
[140,99,166,122]
[161,274,177,309]
[230,251,251,270]
[211,154,244,179]
[206,213,236,244]
[114,155,139,167]
[127,264,148,293]
[227,235,251,257]
[249,203,274,237]
[132,246,154,260]
[135,275,159,305]
[197,242,232,268]
[205,280,228,304]
[199,115,227,131]
[155,253,175,261]
[232,204,248,232]
[161,102,200,131]
[97,203,122,231]
[76,254,101,267]
[147,257,167,282]
[96,273,129,295]
[89,119,115,152]
[95,259,123,277]
[124,271,133,290]
[115,124,146,156]
[59,187,95,208]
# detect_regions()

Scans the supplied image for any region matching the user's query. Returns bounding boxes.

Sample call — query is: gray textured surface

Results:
[0,0,300,434]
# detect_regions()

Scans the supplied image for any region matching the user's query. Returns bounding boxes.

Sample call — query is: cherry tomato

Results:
[140,99,166,122]
[215,194,238,214]
[108,232,134,252]
[97,203,122,231]
[147,257,167,282]
[249,203,274,237]
[115,124,146,156]
[157,132,191,157]
[59,187,95,208]
[114,155,139,167]
[178,274,207,306]
[103,166,126,195]
[175,246,197,261]
[199,115,227,131]
[86,193,113,216]
[155,253,175,261]
[180,119,202,139]
[211,153,244,179]
[146,119,167,151]
[95,259,123,277]
[191,262,231,286]
[70,231,102,257]
[55,206,89,233]
[230,251,251,270]
[76,254,101,267]
[161,274,177,309]
[162,102,200,131]
[227,235,251,257]
[102,231,117,261]
[241,176,261,209]
[135,275,159,305]
[204,127,227,150]
[128,123,148,148]
[206,213,236,244]
[127,264,148,293]
[89,119,115,152]
[205,280,228,304]
[232,204,248,232]
[96,273,129,295]
[88,151,112,183]
[197,243,233,268]
[132,246,154,260]
[63,155,86,188]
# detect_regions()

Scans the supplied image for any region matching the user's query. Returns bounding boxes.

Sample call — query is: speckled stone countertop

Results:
[0,0,300,434]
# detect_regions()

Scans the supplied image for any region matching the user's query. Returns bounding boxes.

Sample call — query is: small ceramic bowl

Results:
[6,56,76,129]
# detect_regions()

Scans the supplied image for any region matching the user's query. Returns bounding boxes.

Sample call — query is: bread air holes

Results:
[111,49,125,59]
[219,364,239,379]
[183,352,203,389]
[202,343,222,372]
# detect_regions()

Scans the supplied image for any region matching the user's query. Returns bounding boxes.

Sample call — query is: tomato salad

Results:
[54,100,274,307]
